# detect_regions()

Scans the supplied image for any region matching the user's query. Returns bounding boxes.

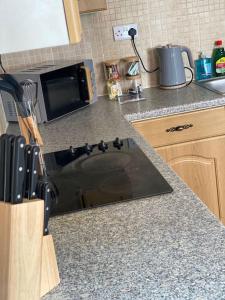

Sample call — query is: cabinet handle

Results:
[166,124,193,132]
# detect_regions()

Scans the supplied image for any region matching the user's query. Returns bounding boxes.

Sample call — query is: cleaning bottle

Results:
[212,40,225,77]
[195,52,212,81]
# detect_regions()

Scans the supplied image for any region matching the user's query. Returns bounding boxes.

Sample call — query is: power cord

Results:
[128,28,193,87]
[128,28,159,74]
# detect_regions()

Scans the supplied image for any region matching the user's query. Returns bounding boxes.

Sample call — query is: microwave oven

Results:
[1,60,97,123]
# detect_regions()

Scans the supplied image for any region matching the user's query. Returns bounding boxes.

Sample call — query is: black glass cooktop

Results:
[44,138,173,216]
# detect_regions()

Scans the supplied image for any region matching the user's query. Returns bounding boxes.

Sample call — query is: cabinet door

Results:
[156,136,225,222]
[78,0,107,13]
[0,0,81,54]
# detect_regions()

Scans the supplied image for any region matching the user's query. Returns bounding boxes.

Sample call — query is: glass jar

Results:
[106,80,122,100]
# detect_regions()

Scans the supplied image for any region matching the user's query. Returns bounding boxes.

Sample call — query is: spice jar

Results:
[104,59,122,100]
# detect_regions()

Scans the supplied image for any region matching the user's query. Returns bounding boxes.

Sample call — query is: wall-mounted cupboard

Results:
[0,0,82,54]
[78,0,107,14]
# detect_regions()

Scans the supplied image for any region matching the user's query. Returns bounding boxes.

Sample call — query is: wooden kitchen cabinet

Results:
[132,107,225,148]
[157,136,225,220]
[0,0,82,54]
[78,0,107,13]
[132,107,225,224]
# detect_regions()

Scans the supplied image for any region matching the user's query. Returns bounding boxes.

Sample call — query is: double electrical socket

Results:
[113,24,138,41]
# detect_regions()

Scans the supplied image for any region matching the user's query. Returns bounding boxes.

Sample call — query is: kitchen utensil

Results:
[0,74,31,142]
[11,135,26,204]
[156,44,194,89]
[4,134,15,202]
[0,73,23,101]
[20,79,37,124]
[24,145,39,200]
[0,134,7,200]
[42,183,52,235]
[0,77,20,102]
[0,74,43,145]
[28,145,40,199]
[19,79,43,145]
[20,79,56,221]
[36,180,52,235]
[24,144,32,198]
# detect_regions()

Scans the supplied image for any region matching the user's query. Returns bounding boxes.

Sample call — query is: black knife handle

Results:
[28,146,40,199]
[0,134,7,200]
[11,136,26,204]
[4,135,15,202]
[42,182,52,235]
[24,145,32,198]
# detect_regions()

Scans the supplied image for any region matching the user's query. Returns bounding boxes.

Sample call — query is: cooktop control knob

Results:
[98,140,108,152]
[113,137,123,150]
[84,143,93,155]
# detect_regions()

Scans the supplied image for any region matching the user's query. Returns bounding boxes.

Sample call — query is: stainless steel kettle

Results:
[156,44,194,89]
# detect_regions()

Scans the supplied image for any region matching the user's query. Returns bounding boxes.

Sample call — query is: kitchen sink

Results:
[195,76,225,95]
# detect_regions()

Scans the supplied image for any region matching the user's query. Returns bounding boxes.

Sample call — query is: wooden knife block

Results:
[0,200,60,300]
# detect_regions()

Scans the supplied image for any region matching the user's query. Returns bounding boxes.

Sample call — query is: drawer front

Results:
[132,107,225,147]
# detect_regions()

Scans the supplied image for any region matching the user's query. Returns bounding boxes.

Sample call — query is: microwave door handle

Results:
[80,66,94,103]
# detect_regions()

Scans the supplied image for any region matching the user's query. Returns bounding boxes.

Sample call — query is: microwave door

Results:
[42,75,88,121]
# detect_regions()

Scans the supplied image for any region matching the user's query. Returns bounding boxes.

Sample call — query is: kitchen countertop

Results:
[8,84,225,299]
[120,82,225,122]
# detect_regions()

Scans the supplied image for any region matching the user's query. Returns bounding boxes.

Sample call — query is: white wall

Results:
[0,0,69,54]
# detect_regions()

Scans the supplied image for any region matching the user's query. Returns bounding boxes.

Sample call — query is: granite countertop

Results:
[9,84,225,299]
[120,83,225,122]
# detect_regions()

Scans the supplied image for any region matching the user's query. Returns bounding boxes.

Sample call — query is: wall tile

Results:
[2,0,225,95]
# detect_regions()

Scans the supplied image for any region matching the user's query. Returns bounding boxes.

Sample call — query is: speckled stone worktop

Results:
[8,84,225,299]
[120,82,225,122]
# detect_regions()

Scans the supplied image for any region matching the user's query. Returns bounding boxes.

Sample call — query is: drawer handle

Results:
[166,124,193,132]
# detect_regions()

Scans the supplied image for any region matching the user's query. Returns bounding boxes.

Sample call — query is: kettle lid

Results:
[157,44,180,49]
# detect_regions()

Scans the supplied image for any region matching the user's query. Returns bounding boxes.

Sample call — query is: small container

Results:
[124,56,143,94]
[195,52,212,81]
[104,59,121,81]
[104,59,122,100]
[212,40,225,77]
[106,80,122,100]
[126,56,140,77]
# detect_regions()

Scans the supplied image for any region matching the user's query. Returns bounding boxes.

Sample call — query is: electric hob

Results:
[44,138,173,216]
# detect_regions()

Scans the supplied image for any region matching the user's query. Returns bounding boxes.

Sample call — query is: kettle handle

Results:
[181,46,194,68]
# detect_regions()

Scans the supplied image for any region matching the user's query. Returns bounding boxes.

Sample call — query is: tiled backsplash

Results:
[2,0,225,95]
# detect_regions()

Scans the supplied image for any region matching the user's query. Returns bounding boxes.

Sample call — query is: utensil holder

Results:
[0,199,60,300]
